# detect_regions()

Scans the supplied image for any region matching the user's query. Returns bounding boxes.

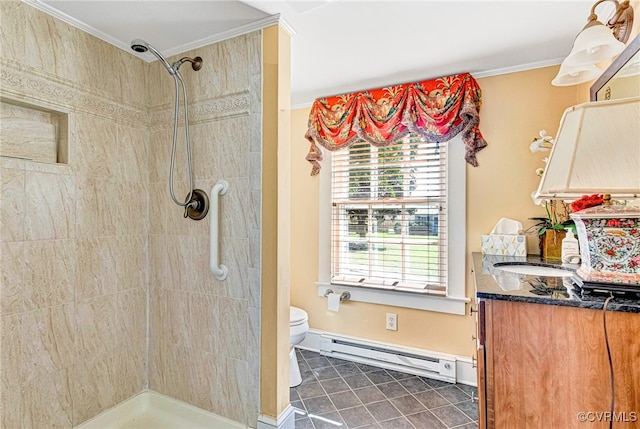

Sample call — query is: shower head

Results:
[129,38,176,76]
[130,39,149,53]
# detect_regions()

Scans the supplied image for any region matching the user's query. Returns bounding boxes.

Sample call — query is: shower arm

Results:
[172,56,203,73]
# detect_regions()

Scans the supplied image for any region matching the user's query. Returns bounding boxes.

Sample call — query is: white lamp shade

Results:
[564,22,626,66]
[534,97,640,200]
[551,60,602,86]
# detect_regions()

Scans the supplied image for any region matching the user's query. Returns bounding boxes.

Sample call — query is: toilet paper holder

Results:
[324,289,351,302]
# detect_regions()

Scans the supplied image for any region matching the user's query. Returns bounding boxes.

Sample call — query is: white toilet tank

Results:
[289,306,309,346]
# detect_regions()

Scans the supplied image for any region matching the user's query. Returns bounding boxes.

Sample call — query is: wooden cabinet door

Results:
[484,299,640,429]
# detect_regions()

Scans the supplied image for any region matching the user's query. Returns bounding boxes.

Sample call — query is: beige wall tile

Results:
[25,171,75,240]
[188,292,215,352]
[165,235,196,291]
[114,342,145,404]
[222,237,249,301]
[247,31,261,79]
[75,237,117,300]
[147,62,174,109]
[74,114,117,179]
[221,177,251,239]
[248,267,261,311]
[1,382,22,429]
[1,166,25,242]
[192,234,227,297]
[163,289,190,347]
[116,235,147,291]
[24,5,78,82]
[76,177,117,238]
[217,117,250,179]
[215,357,249,424]
[116,288,146,345]
[75,30,121,98]
[75,296,116,361]
[215,297,247,361]
[249,152,261,192]
[22,304,76,382]
[148,287,161,343]
[186,35,249,102]
[149,183,168,234]
[246,306,261,422]
[1,314,22,388]
[190,121,222,181]
[117,124,149,183]
[162,343,189,403]
[3,16,262,426]
[116,182,149,235]
[1,241,24,315]
[165,189,196,236]
[24,239,75,309]
[69,353,116,426]
[116,48,147,108]
[0,1,26,63]
[22,368,72,429]
[149,235,167,287]
[185,348,216,412]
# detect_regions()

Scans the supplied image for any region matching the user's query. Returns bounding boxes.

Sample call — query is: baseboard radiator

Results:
[318,334,457,383]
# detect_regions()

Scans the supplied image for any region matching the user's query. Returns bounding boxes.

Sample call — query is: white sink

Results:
[493,262,574,277]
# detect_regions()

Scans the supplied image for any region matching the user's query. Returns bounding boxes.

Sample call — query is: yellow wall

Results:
[290,66,582,358]
[289,7,640,357]
[261,25,292,421]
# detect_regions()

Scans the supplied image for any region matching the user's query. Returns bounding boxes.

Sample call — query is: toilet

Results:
[289,306,309,387]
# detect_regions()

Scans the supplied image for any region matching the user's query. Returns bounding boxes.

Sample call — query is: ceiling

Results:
[29,0,609,107]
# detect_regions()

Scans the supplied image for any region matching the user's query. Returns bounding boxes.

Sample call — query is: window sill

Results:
[316,282,469,315]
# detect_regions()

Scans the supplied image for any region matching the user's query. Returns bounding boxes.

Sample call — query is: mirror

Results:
[591,34,640,101]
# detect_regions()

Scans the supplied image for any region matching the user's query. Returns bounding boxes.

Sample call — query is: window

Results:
[318,134,467,314]
[331,135,447,294]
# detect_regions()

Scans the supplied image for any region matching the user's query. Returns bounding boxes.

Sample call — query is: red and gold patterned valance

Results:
[305,72,487,175]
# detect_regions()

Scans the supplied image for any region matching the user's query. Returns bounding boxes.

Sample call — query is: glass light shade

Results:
[564,22,626,66]
[534,97,640,200]
[551,60,602,86]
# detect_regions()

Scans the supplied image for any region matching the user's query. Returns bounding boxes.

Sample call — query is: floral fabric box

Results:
[481,234,527,256]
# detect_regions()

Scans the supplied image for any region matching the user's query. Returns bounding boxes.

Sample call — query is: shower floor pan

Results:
[75,391,248,429]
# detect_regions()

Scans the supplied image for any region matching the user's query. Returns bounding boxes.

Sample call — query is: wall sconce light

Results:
[552,0,634,86]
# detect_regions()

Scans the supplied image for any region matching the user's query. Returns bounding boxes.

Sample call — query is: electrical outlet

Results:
[386,313,398,331]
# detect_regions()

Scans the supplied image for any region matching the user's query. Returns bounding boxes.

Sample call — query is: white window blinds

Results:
[330,135,448,294]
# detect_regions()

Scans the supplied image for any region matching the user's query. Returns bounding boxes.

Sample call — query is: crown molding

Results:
[21,0,292,60]
[163,13,291,58]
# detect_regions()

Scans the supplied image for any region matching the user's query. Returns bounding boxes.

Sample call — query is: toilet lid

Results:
[290,306,308,325]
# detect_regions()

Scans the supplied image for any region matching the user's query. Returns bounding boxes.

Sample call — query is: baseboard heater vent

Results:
[319,334,456,383]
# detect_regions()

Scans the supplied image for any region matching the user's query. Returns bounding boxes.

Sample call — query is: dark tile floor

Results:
[291,349,479,429]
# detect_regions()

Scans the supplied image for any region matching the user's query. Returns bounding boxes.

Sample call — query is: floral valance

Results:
[304,72,487,175]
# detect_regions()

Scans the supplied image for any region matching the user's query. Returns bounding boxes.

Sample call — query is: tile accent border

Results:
[148,91,251,128]
[1,59,251,128]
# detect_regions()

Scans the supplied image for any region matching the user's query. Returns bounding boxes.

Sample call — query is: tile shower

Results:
[0,1,262,427]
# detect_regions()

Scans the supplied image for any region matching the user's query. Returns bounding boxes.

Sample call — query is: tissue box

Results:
[481,234,527,256]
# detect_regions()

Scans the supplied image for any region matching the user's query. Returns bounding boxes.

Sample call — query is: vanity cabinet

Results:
[472,253,640,429]
[478,299,640,429]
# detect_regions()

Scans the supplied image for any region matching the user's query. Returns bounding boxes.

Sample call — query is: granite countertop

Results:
[472,252,640,313]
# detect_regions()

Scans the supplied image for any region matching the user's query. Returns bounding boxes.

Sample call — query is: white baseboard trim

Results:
[297,329,477,387]
[257,405,295,429]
